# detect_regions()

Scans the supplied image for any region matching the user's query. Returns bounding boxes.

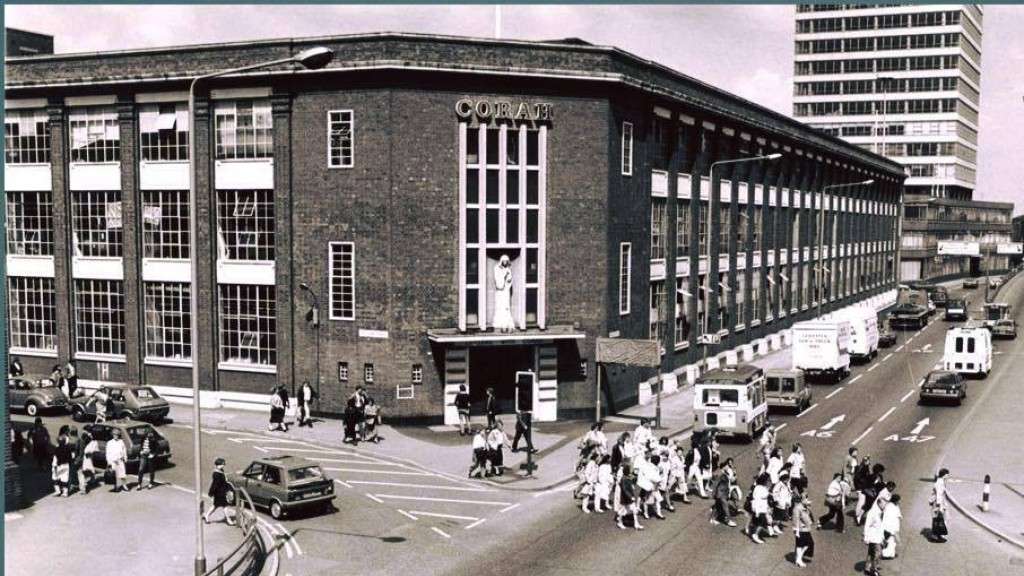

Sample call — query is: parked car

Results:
[989,276,1003,290]
[82,420,172,470]
[7,375,69,417]
[963,278,979,290]
[878,325,897,348]
[70,385,170,423]
[919,370,967,406]
[226,456,336,519]
[991,318,1017,340]
[944,299,968,322]
[764,369,811,413]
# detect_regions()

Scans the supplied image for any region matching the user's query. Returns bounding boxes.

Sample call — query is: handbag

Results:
[931,511,948,537]
[882,536,897,559]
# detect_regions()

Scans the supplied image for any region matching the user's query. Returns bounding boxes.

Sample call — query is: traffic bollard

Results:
[982,474,991,512]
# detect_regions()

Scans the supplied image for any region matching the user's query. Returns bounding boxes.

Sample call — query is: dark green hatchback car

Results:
[226,456,335,519]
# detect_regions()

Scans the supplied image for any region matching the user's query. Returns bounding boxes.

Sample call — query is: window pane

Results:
[506,210,519,243]
[466,209,479,244]
[486,127,499,165]
[486,209,500,243]
[466,169,479,204]
[526,209,538,243]
[506,171,519,205]
[466,249,479,284]
[526,172,539,205]
[526,130,539,166]
[506,129,520,165]
[486,170,500,204]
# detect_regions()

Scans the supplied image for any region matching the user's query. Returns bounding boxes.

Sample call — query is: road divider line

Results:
[397,509,418,521]
[409,511,480,521]
[323,467,434,476]
[900,389,916,403]
[851,426,874,446]
[850,375,863,384]
[775,423,788,432]
[372,494,513,506]
[796,403,819,418]
[918,378,927,388]
[882,353,893,362]
[345,480,492,492]
[500,503,521,513]
[867,364,877,372]
[334,479,353,489]
[826,387,844,400]
[895,345,905,352]
[315,458,405,467]
[167,483,195,494]
[878,407,897,422]
[465,518,487,530]
[365,493,385,504]
[431,527,451,539]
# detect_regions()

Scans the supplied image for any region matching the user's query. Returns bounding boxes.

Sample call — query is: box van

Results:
[765,369,811,413]
[836,307,879,363]
[693,364,767,442]
[942,326,991,378]
[792,320,852,383]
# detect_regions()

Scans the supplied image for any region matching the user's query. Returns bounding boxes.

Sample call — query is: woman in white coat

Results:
[594,454,613,513]
[881,493,903,559]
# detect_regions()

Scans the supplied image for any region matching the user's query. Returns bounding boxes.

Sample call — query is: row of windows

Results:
[335,361,425,387]
[795,77,958,96]
[4,101,357,168]
[813,120,974,142]
[795,98,959,117]
[795,55,960,75]
[796,10,964,34]
[904,205,1010,224]
[795,32,961,55]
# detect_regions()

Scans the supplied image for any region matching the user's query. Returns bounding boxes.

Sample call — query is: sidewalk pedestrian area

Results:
[169,344,798,493]
[4,476,249,576]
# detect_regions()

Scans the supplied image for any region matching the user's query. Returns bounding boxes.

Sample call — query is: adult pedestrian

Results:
[580,422,608,455]
[863,498,887,576]
[64,361,79,398]
[772,470,794,526]
[136,430,157,490]
[297,380,317,428]
[633,419,654,453]
[52,434,75,497]
[204,458,235,526]
[818,472,851,533]
[363,397,381,443]
[858,462,885,525]
[881,493,902,559]
[349,386,367,440]
[343,396,360,444]
[29,417,50,470]
[748,473,776,543]
[485,387,497,428]
[930,468,950,543]
[78,431,99,495]
[9,355,24,377]
[487,419,511,476]
[277,384,291,421]
[685,444,707,499]
[853,456,873,521]
[511,409,535,454]
[636,454,665,520]
[105,429,128,493]
[454,384,472,436]
[67,427,82,494]
[11,428,25,463]
[793,490,815,567]
[610,432,630,471]
[268,387,287,432]
[710,469,736,526]
[786,443,807,493]
[49,364,63,390]
[93,388,110,424]
[759,424,777,467]
[469,427,490,478]
[844,447,859,485]
[765,447,784,485]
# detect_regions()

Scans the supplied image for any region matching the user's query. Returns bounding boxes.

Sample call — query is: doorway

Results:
[469,346,535,415]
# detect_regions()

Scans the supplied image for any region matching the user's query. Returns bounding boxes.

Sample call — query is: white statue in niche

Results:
[493,254,516,333]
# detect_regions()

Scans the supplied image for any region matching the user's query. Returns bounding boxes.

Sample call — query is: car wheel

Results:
[270,500,284,520]
[71,406,85,422]
[225,484,236,506]
[25,401,39,417]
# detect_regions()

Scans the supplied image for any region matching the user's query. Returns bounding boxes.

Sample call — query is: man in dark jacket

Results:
[29,417,50,470]
[485,387,497,428]
[511,409,535,454]
[454,385,471,436]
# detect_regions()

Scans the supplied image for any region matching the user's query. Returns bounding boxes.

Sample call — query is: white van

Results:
[837,307,879,363]
[693,364,767,441]
[791,319,852,383]
[942,325,991,378]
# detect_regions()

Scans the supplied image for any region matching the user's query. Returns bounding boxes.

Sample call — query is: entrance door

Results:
[469,346,535,416]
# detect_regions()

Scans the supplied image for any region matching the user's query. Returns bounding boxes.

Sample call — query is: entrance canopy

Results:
[427,324,585,347]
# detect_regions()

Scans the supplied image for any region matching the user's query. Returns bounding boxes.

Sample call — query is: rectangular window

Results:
[364,363,375,383]
[218,284,276,367]
[216,189,274,261]
[6,191,54,256]
[7,277,57,352]
[651,199,667,260]
[71,190,123,258]
[328,110,354,168]
[338,361,349,382]
[329,242,355,320]
[73,279,126,357]
[144,282,192,361]
[677,199,690,256]
[4,109,50,164]
[698,200,709,255]
[69,106,119,163]
[142,190,190,259]
[619,243,631,315]
[675,277,691,346]
[412,364,423,384]
[139,103,189,161]
[214,100,273,160]
[621,122,633,176]
[649,280,666,348]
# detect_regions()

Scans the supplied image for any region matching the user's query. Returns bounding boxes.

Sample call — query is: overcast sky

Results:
[6,4,1022,210]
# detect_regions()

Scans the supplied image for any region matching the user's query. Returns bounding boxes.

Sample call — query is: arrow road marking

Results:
[821,414,846,430]
[911,417,931,435]
[878,407,896,422]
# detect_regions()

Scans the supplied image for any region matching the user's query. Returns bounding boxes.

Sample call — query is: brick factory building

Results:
[4,33,905,423]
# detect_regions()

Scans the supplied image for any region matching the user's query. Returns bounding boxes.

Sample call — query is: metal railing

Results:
[204,487,266,576]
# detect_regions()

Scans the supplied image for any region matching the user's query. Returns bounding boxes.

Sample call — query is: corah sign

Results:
[455,98,553,123]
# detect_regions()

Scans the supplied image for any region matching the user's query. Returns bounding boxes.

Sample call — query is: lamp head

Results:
[765,153,783,161]
[299,282,311,291]
[863,179,876,185]
[293,47,334,70]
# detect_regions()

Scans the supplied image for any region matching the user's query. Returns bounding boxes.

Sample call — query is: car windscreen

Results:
[125,426,153,443]
[948,301,964,309]
[133,387,159,400]
[781,379,797,393]
[288,466,325,482]
[765,378,780,392]
[926,373,957,387]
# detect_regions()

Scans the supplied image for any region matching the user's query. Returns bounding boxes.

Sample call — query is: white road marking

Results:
[850,374,863,384]
[867,364,877,372]
[168,483,196,494]
[797,403,819,418]
[315,458,404,467]
[276,522,302,555]
[774,423,788,432]
[465,518,487,530]
[365,493,385,504]
[323,467,435,477]
[431,527,451,539]
[259,519,294,559]
[500,503,521,513]
[826,387,844,399]
[851,426,874,445]
[918,378,927,388]
[881,353,893,362]
[410,511,481,521]
[262,446,385,462]
[372,494,513,506]
[4,512,24,521]
[229,437,307,445]
[334,479,353,489]
[345,480,491,492]
[397,509,419,521]
[878,407,896,422]
[900,389,916,403]
[895,345,905,352]
[911,417,931,435]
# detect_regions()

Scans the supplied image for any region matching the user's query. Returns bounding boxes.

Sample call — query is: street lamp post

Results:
[187,46,333,576]
[299,282,322,407]
[700,153,782,371]
[817,180,874,318]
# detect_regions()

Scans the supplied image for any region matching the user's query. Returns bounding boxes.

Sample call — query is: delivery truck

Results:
[791,319,852,383]
[836,306,879,363]
[942,324,991,378]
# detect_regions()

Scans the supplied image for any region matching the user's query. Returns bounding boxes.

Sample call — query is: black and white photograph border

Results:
[3,3,1024,576]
